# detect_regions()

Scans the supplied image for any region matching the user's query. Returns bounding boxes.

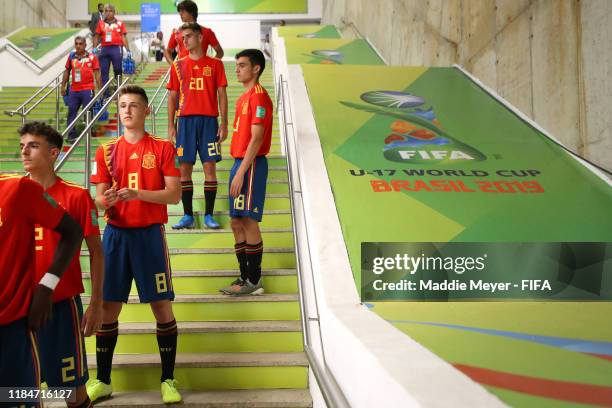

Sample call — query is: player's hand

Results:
[217,124,228,143]
[117,188,138,201]
[28,284,53,330]
[82,301,103,337]
[168,126,177,144]
[230,171,244,198]
[61,88,67,97]
[103,187,119,207]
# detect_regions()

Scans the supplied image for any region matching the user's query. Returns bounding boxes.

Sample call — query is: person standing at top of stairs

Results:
[21,121,104,408]
[61,36,102,144]
[93,3,131,96]
[167,22,228,230]
[220,49,273,296]
[87,85,183,404]
[163,0,224,64]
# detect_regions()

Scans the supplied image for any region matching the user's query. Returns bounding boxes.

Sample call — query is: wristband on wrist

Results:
[39,273,60,290]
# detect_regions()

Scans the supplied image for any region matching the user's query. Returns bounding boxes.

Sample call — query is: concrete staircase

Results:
[0,62,311,407]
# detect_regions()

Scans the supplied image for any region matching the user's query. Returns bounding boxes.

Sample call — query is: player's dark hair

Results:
[177,0,198,20]
[236,49,266,79]
[119,85,149,105]
[18,121,63,149]
[74,36,86,44]
[180,22,202,33]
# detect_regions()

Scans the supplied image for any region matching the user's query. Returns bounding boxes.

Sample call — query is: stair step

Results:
[103,320,301,334]
[64,389,312,408]
[83,320,303,353]
[90,352,308,369]
[83,294,298,305]
[80,294,300,322]
[86,353,308,391]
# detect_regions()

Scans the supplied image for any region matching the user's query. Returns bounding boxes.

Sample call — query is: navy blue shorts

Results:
[102,224,174,303]
[37,296,88,388]
[229,156,268,222]
[176,115,221,164]
[0,318,40,400]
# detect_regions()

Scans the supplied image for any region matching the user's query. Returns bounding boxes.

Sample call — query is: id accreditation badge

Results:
[74,69,82,83]
[105,31,112,42]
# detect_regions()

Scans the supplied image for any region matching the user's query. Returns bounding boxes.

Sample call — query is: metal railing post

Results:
[55,77,60,129]
[85,110,92,190]
[152,110,156,135]
[116,74,122,135]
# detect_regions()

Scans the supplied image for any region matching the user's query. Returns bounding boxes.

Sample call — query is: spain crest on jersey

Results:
[142,153,156,169]
[203,66,212,76]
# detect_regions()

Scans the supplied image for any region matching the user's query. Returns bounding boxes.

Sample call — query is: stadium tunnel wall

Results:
[322,0,612,172]
[0,0,68,36]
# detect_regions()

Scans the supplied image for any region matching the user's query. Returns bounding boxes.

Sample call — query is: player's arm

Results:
[164,47,175,65]
[93,33,99,48]
[167,90,178,142]
[60,68,70,96]
[217,86,228,143]
[117,175,180,205]
[95,182,119,210]
[82,234,104,336]
[94,69,102,92]
[213,44,224,59]
[29,213,83,329]
[230,124,264,198]
[122,33,130,54]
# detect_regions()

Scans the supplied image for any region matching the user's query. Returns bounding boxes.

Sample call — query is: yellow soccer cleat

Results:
[86,379,113,402]
[161,379,182,404]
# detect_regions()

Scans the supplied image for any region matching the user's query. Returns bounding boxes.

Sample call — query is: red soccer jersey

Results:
[0,175,65,325]
[230,84,273,158]
[96,19,127,47]
[90,134,180,228]
[35,178,99,303]
[65,52,99,92]
[168,26,219,59]
[167,55,227,117]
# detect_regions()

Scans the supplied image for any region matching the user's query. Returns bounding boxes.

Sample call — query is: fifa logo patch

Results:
[256,106,266,119]
[203,66,212,76]
[142,152,156,169]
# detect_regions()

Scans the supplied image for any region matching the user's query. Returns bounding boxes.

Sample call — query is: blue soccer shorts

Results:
[37,296,88,388]
[229,156,268,222]
[102,224,175,303]
[176,115,221,164]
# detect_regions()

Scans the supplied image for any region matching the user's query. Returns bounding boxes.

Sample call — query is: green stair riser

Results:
[95,301,300,322]
[98,214,293,229]
[80,253,297,271]
[0,158,287,171]
[84,331,303,354]
[89,366,307,391]
[82,275,298,295]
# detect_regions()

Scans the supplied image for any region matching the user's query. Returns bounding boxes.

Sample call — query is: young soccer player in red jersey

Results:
[0,174,82,401]
[89,85,182,404]
[163,0,223,64]
[20,121,104,408]
[167,22,228,230]
[220,49,273,296]
[61,36,102,143]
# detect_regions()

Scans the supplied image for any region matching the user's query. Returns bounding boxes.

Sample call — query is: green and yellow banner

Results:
[89,0,307,14]
[284,38,384,65]
[278,25,341,39]
[300,65,612,298]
